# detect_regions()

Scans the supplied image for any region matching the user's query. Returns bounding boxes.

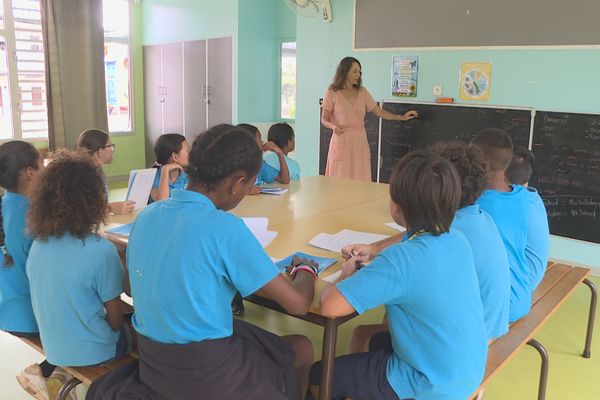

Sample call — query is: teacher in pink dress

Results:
[322,57,418,181]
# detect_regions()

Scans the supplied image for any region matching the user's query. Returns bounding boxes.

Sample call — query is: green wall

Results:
[294,0,600,267]
[238,0,296,122]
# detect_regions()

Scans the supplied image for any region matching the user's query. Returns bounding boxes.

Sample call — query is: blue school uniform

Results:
[0,192,37,333]
[257,160,279,185]
[476,185,530,322]
[127,189,279,344]
[336,229,487,400]
[263,151,301,180]
[151,167,188,198]
[26,234,123,366]
[452,205,511,339]
[526,187,550,290]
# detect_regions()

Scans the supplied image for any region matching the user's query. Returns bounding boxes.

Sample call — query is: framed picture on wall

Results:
[460,62,492,101]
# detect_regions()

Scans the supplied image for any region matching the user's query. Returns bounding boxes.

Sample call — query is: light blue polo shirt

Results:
[258,160,279,185]
[127,189,280,344]
[526,187,550,290]
[0,192,37,333]
[337,229,487,400]
[452,205,511,339]
[264,151,301,180]
[151,167,188,197]
[26,234,123,366]
[477,185,530,322]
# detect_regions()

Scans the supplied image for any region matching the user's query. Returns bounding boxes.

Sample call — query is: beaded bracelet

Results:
[291,264,318,280]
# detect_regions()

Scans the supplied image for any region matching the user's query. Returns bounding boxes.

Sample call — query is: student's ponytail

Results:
[0,140,41,266]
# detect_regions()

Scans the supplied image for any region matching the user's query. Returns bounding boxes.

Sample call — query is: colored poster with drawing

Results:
[460,62,491,101]
[392,56,418,97]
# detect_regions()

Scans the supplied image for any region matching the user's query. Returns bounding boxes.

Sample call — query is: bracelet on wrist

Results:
[291,264,318,280]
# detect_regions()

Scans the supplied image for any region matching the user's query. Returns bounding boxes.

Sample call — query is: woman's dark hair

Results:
[28,150,107,240]
[471,128,514,172]
[506,147,535,185]
[390,149,461,236]
[76,128,109,155]
[236,123,260,139]
[154,133,186,166]
[432,141,488,208]
[0,141,41,266]
[329,57,362,91]
[267,123,294,149]
[186,124,262,191]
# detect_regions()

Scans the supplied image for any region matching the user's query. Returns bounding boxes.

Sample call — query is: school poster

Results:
[460,62,491,101]
[392,56,418,97]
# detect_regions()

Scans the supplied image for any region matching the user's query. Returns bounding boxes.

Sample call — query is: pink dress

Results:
[323,88,377,181]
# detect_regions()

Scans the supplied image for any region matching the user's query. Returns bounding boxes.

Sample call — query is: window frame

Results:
[279,39,296,122]
[103,0,134,136]
[0,0,48,144]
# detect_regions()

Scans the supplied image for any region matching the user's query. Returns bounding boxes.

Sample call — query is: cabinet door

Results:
[143,44,163,167]
[161,42,184,134]
[183,40,207,140]
[206,37,232,127]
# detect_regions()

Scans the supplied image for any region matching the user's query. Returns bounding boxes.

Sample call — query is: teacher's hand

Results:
[333,125,345,135]
[398,110,418,121]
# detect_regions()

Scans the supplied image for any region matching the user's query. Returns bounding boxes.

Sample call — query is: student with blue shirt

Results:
[150,133,189,202]
[472,128,531,323]
[0,141,59,399]
[238,123,290,188]
[76,128,135,215]
[309,150,487,400]
[26,151,128,371]
[265,123,301,180]
[124,125,315,399]
[506,147,550,290]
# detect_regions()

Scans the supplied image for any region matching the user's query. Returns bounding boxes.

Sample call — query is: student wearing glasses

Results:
[76,128,135,215]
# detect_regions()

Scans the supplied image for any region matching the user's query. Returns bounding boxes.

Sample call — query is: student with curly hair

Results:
[123,124,315,399]
[150,133,189,202]
[472,128,531,323]
[0,141,57,398]
[26,151,128,372]
[76,128,135,214]
[309,149,487,400]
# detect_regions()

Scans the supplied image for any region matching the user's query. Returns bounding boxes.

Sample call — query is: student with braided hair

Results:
[124,124,315,399]
[0,141,58,398]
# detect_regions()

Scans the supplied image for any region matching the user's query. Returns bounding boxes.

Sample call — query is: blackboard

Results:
[529,111,600,244]
[378,102,532,183]
[354,0,600,49]
[318,100,380,182]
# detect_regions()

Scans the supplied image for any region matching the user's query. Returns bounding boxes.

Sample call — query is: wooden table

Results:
[105,176,395,400]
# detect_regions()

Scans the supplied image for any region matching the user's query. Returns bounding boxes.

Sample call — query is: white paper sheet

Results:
[308,229,390,253]
[126,168,157,210]
[385,222,407,232]
[242,217,278,248]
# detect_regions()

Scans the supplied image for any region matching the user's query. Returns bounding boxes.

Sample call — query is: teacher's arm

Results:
[321,108,344,135]
[371,105,418,122]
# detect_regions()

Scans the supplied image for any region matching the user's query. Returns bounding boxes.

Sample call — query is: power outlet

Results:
[433,85,442,96]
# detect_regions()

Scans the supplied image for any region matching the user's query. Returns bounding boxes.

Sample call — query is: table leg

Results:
[319,318,338,400]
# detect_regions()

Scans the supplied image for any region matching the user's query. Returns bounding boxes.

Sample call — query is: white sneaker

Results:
[47,367,78,400]
[16,363,49,400]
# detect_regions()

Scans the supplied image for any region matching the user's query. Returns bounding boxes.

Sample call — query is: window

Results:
[280,41,296,120]
[103,0,131,133]
[0,0,48,141]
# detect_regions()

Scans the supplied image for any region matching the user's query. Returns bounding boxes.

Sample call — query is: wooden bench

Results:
[18,301,138,400]
[470,262,597,399]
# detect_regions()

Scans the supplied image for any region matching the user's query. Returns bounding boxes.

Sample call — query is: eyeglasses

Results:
[103,144,116,151]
